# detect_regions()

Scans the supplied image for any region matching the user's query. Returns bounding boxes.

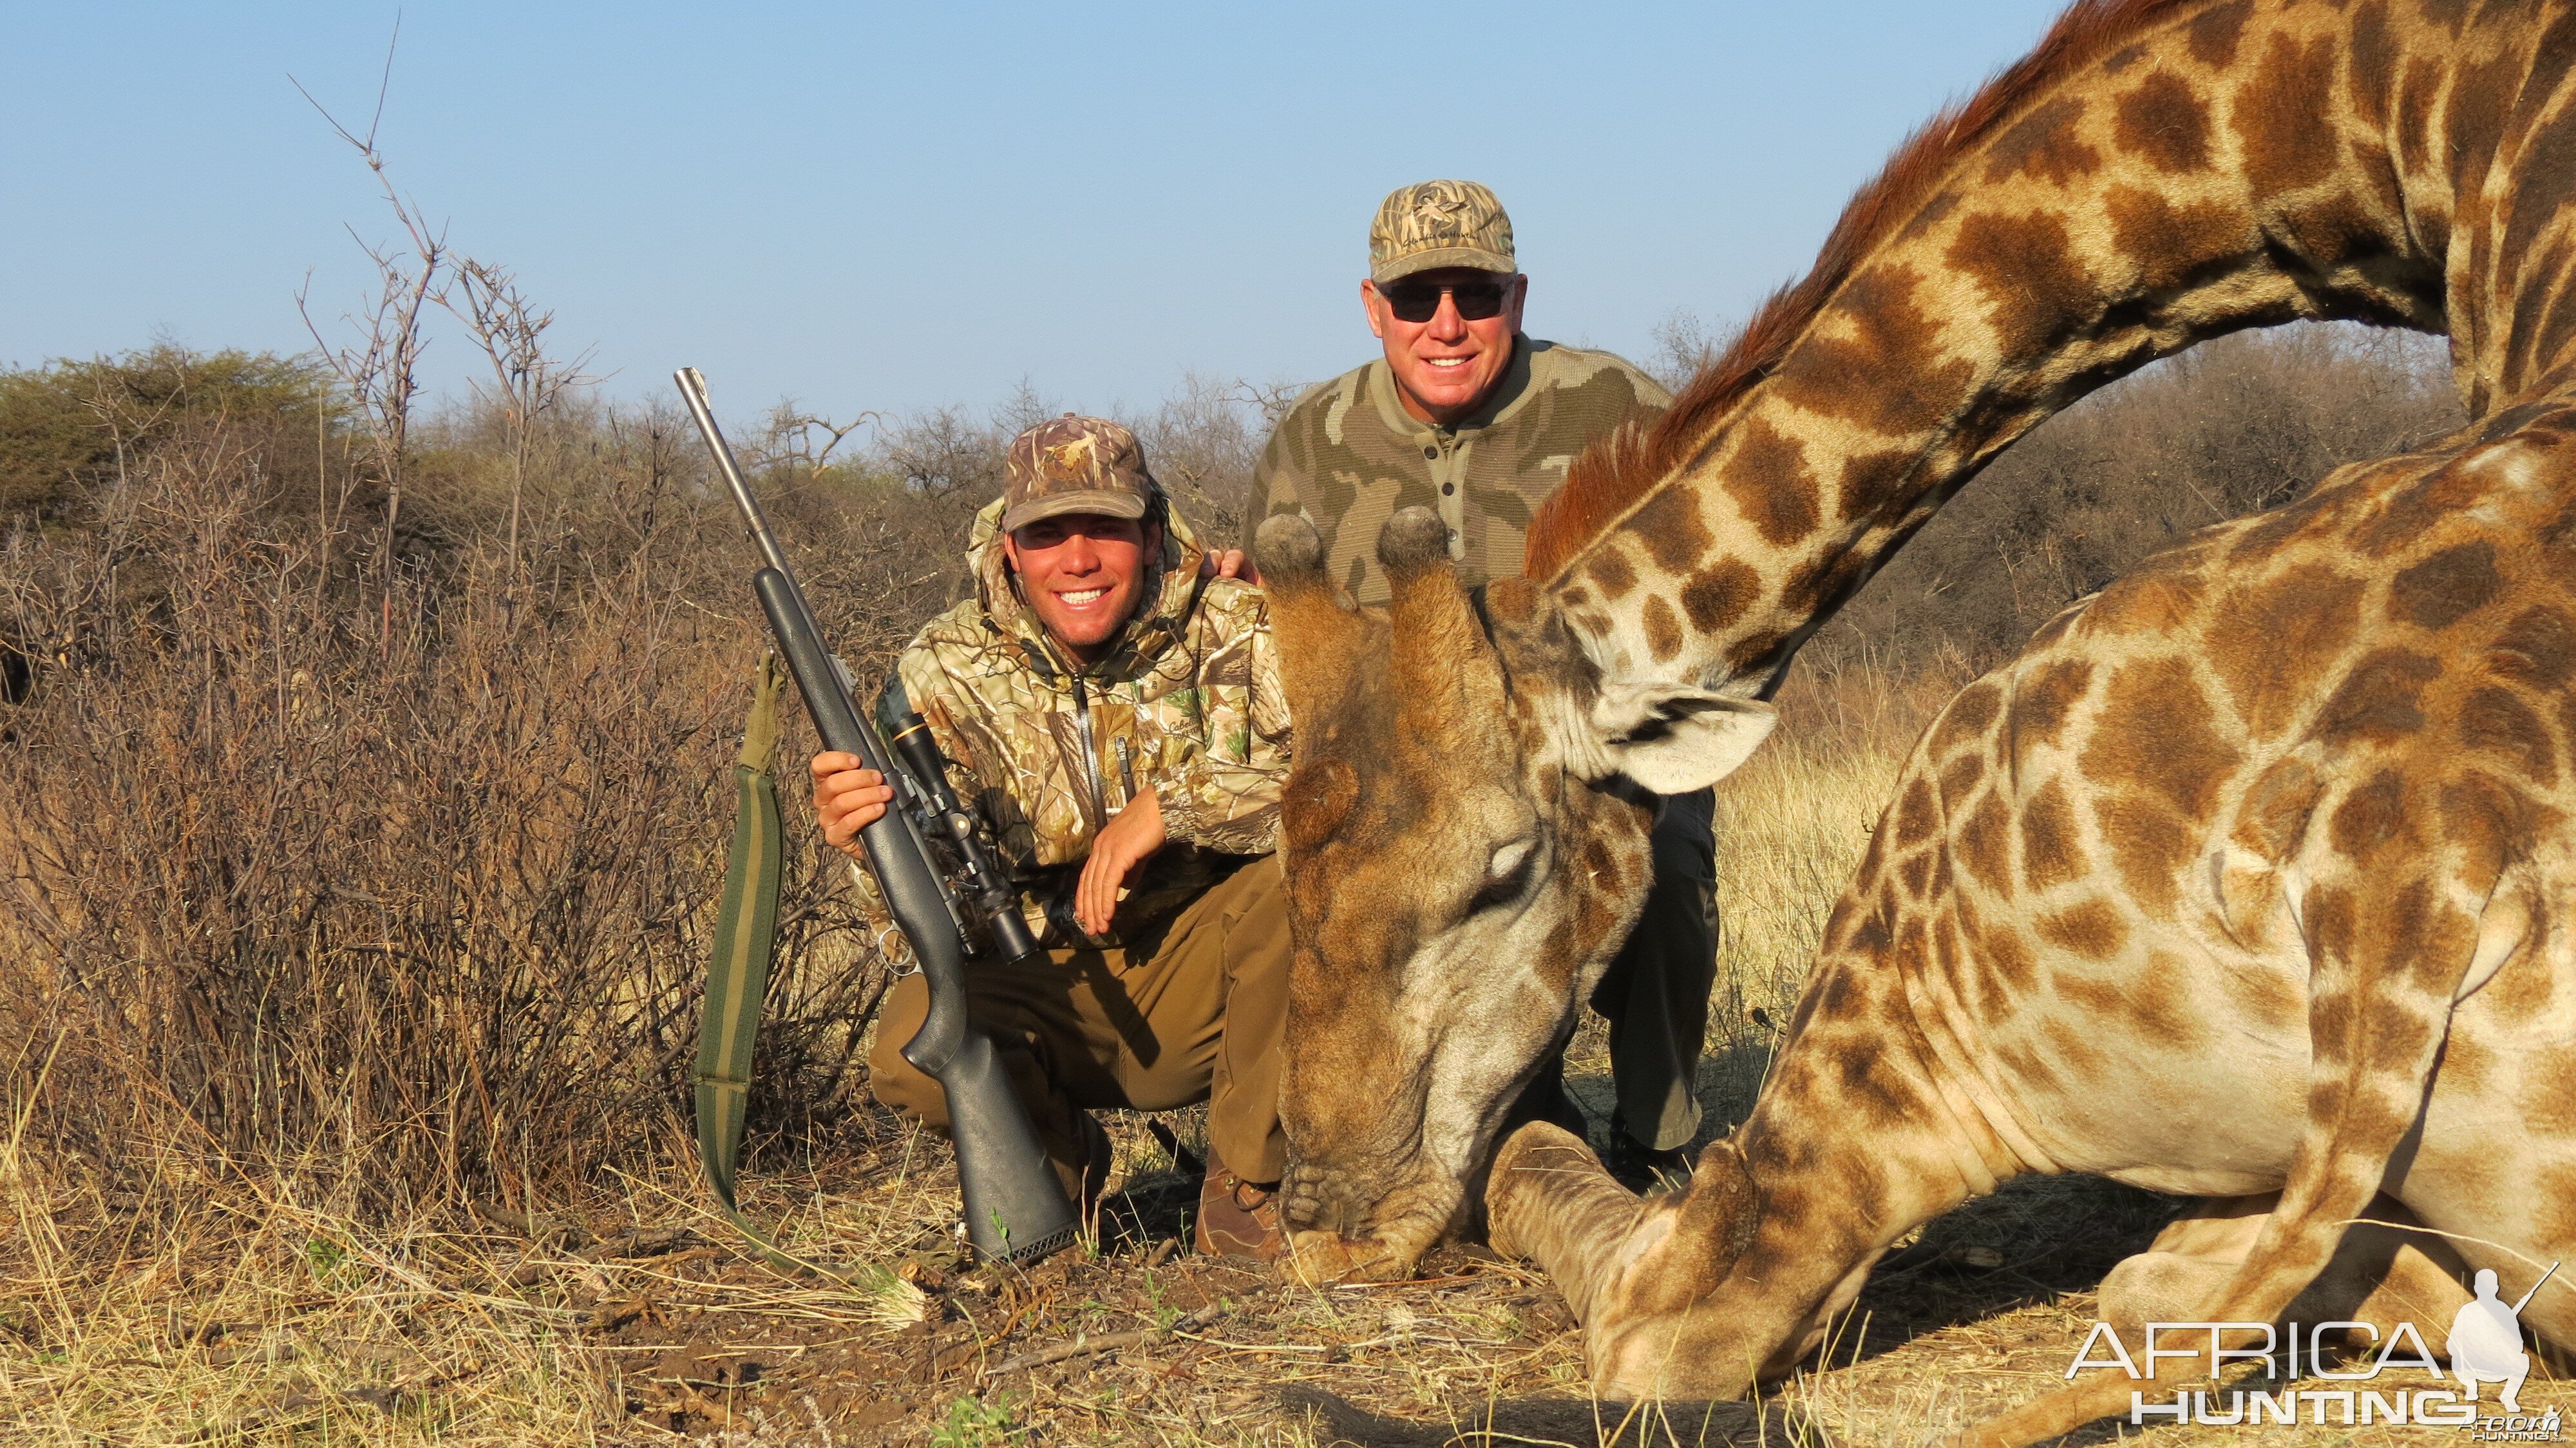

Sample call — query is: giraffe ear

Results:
[1589,683,1776,794]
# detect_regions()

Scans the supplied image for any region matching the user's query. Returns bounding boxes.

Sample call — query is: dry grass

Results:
[1664,659,1948,1138]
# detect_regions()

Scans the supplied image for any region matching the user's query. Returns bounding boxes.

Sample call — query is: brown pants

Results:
[868,854,1291,1199]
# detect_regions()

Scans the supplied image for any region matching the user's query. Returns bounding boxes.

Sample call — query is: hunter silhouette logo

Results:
[2454,1264,2557,1415]
[2061,1260,2562,1433]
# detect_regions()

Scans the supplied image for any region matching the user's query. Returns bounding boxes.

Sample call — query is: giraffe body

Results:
[1253,0,2576,1436]
[1495,414,2576,1423]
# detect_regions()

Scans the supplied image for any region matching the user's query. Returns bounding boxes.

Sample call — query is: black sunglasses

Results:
[1380,279,1510,324]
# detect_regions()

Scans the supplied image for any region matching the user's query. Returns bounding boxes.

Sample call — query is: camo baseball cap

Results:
[999,414,1159,533]
[1369,180,1517,284]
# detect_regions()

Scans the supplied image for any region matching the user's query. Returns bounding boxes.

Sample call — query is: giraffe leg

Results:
[2327,1210,2474,1358]
[1488,1119,1764,1396]
[1486,1121,1653,1323]
[2097,1193,2470,1351]
[1949,850,2490,1447]
[2095,1195,2277,1333]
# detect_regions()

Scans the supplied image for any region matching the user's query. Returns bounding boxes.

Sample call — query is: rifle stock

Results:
[680,368,1079,1266]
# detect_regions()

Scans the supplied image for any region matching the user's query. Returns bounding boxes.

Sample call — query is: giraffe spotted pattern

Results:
[1260,0,2576,1442]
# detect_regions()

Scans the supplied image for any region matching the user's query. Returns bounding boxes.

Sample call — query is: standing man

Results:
[1251,179,1710,1183]
[817,416,1294,1258]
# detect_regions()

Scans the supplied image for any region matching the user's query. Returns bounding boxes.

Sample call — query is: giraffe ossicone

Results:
[1266,0,2576,1440]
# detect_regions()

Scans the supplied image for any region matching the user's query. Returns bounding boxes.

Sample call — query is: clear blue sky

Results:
[3,2,2069,421]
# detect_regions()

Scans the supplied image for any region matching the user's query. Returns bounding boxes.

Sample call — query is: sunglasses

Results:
[1379,279,1511,324]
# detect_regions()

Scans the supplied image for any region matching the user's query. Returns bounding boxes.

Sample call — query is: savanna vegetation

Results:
[1,263,2464,1442]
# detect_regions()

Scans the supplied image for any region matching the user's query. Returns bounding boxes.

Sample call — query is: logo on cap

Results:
[1370,179,1516,284]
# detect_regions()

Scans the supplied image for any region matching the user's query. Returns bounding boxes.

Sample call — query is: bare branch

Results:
[287,34,447,616]
[442,256,600,568]
[366,14,401,151]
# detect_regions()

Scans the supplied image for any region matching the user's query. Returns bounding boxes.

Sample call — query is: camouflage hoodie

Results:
[848,499,1289,967]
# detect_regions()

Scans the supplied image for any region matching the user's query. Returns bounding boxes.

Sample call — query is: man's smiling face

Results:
[1362,265,1527,425]
[1002,511,1157,663]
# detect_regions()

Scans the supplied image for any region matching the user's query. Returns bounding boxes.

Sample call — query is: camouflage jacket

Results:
[848,500,1290,967]
[1250,338,1671,605]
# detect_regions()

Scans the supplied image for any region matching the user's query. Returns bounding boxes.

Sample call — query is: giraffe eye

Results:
[1470,839,1538,915]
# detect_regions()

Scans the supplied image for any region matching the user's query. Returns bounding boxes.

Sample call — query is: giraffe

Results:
[1255,0,2576,1361]
[1486,404,2576,1428]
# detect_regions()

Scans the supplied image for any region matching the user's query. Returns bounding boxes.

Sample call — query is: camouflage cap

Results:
[1369,180,1517,284]
[999,414,1159,533]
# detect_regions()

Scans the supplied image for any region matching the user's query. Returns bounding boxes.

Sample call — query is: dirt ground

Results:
[585,1132,2559,1447]
[541,1123,2564,1446]
[11,1066,2561,1446]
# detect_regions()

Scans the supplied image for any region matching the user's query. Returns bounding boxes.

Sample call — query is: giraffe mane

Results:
[1522,0,2206,585]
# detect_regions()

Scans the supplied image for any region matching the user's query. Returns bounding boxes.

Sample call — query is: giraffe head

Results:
[1255,508,1776,1276]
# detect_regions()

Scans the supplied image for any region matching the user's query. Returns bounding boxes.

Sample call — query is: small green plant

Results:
[1142,1273,1184,1330]
[928,1392,1019,1447]
[303,1236,348,1284]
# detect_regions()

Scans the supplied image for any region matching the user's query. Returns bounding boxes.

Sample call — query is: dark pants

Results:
[1525,788,1718,1152]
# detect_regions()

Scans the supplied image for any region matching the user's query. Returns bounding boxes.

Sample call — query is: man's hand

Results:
[1202,548,1256,584]
[1076,785,1165,935]
[811,752,895,861]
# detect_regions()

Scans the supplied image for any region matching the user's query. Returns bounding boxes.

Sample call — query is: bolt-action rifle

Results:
[676,367,1079,1266]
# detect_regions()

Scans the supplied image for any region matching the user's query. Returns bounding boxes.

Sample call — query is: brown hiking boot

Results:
[1195,1159,1285,1261]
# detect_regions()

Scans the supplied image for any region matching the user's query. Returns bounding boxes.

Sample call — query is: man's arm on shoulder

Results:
[1618,352,1676,414]
[1553,347,1674,473]
[1546,340,1674,415]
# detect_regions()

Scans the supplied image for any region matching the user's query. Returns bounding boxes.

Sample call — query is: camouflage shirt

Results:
[848,500,1291,967]
[1251,338,1671,605]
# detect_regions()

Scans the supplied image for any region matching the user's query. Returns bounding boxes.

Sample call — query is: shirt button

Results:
[1422,446,1437,459]
[1441,482,1455,495]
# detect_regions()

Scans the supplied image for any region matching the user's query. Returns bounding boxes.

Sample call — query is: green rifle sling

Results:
[693,654,799,1269]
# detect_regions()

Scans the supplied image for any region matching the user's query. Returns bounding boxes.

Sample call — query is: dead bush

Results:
[0,400,924,1215]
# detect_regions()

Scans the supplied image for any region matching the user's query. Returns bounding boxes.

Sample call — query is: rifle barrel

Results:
[674,368,795,582]
[2512,1260,2560,1315]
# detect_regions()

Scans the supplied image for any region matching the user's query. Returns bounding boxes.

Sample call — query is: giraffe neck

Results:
[1542,0,2576,696]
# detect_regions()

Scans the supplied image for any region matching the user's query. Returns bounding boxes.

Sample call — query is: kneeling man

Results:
[814,415,1293,1258]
